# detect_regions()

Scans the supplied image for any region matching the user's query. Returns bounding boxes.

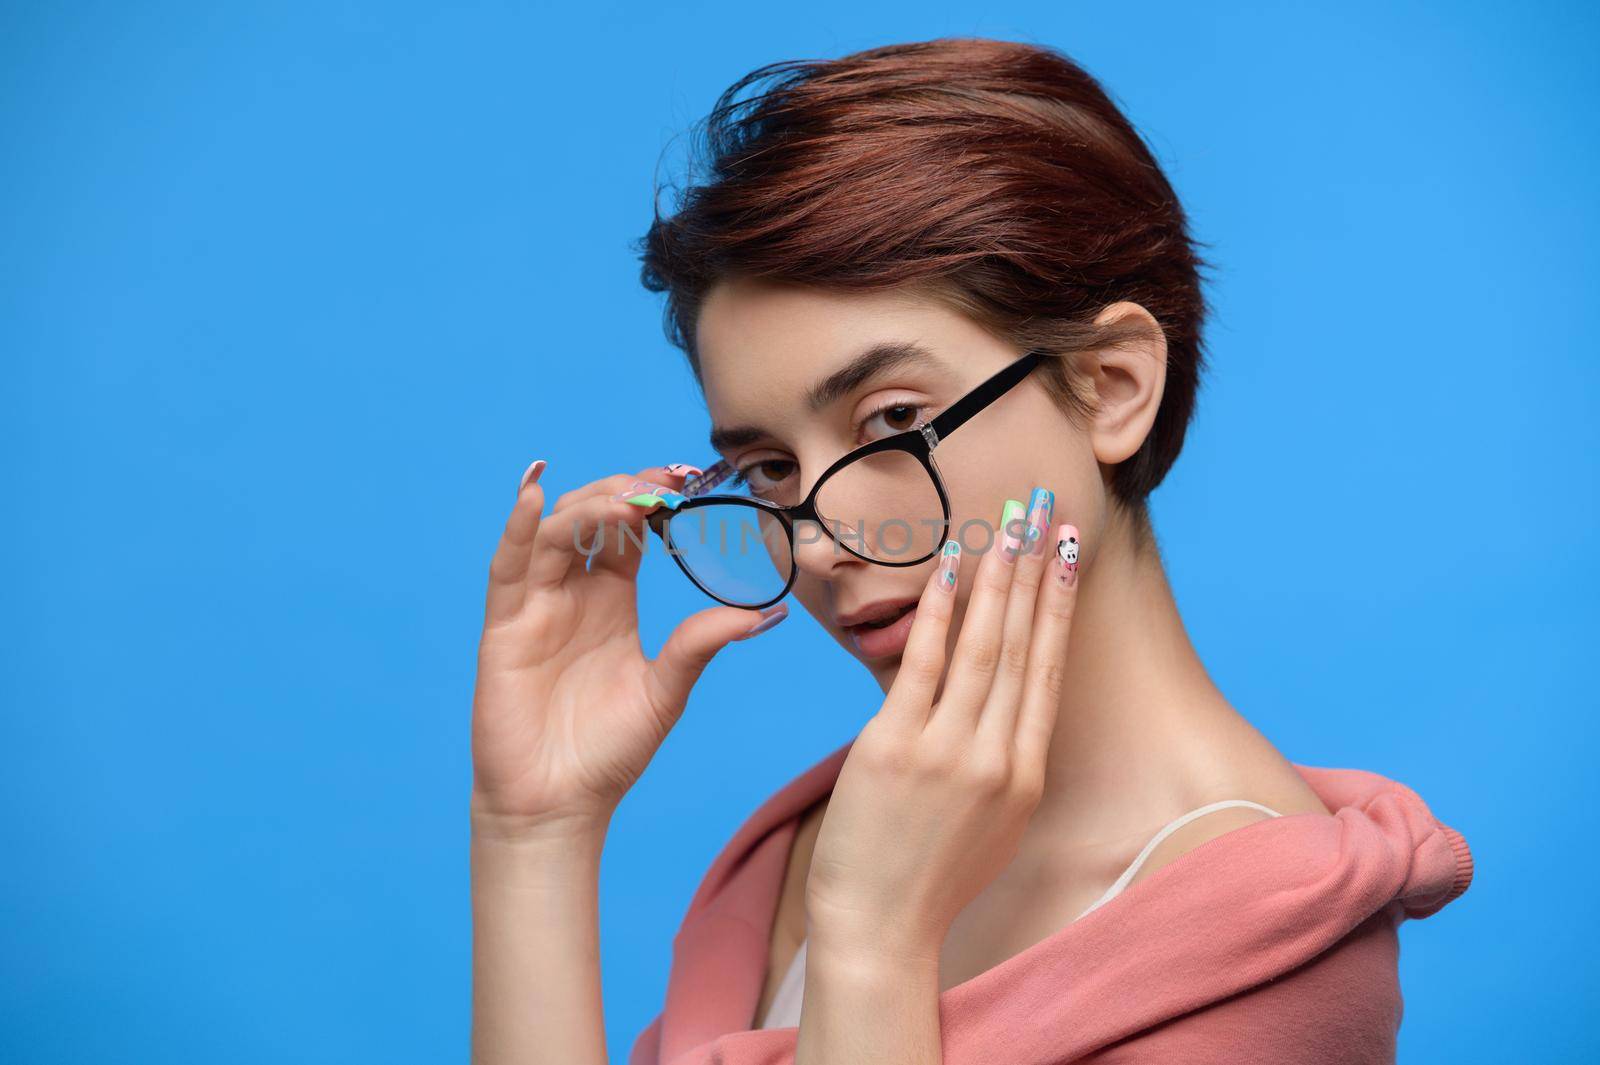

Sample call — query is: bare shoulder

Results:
[1123,778,1332,891]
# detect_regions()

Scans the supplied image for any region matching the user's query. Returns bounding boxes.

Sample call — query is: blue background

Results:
[4,2,1595,1061]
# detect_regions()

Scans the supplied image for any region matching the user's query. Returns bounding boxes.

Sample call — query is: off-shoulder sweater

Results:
[629,739,1474,1064]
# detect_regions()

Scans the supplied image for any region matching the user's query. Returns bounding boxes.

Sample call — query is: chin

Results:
[867,658,899,693]
[825,625,894,684]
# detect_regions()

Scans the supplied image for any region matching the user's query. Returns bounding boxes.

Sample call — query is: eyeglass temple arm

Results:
[925,349,1048,445]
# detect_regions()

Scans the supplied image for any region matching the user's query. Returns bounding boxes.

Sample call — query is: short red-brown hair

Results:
[638,37,1212,513]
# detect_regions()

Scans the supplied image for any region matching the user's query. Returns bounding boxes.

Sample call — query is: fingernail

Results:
[999,498,1026,560]
[734,604,788,640]
[937,539,961,592]
[663,463,703,477]
[518,459,547,495]
[1025,488,1054,555]
[1053,524,1081,586]
[613,481,687,509]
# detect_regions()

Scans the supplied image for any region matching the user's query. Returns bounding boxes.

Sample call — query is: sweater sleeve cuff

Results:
[1438,822,1475,904]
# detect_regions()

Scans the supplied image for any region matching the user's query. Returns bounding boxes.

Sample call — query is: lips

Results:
[836,598,919,629]
[851,606,917,659]
[838,597,921,660]
[858,603,914,629]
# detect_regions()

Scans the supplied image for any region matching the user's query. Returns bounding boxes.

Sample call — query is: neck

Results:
[1026,506,1279,850]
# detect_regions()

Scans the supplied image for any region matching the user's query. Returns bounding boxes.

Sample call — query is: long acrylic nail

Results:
[999,499,1026,560]
[937,539,961,592]
[734,604,788,640]
[663,463,703,478]
[518,459,547,495]
[1053,524,1081,586]
[1025,488,1054,555]
[613,481,687,508]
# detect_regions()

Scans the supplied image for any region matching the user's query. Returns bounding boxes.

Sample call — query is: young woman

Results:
[468,38,1473,1065]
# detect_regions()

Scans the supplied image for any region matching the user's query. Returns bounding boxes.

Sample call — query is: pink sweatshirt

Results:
[628,738,1474,1064]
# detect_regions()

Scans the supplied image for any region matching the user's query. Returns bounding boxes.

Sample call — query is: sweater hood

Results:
[631,739,1474,1065]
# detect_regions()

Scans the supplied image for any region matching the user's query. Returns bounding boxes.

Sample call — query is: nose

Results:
[790,516,866,583]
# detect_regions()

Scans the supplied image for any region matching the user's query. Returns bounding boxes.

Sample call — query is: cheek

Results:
[936,427,1093,533]
[932,449,1008,539]
[935,461,1051,559]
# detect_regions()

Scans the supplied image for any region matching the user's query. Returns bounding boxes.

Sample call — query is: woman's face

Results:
[694,277,1105,692]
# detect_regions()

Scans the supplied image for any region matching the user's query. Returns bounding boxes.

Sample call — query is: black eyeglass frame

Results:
[645,348,1052,610]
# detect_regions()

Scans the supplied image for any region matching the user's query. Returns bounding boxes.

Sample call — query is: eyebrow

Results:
[707,339,941,453]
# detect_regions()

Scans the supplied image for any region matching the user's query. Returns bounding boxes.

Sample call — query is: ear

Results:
[1079,301,1168,467]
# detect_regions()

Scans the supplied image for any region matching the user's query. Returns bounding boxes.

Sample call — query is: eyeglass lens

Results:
[812,449,944,563]
[665,503,793,607]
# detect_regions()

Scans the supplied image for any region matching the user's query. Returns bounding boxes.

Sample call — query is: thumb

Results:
[646,602,790,715]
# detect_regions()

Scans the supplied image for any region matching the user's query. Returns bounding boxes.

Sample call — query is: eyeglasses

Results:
[644,348,1051,609]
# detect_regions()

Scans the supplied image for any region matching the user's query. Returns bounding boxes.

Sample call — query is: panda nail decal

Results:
[1054,524,1081,586]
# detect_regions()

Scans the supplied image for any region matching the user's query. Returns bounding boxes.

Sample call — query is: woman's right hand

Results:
[469,461,788,841]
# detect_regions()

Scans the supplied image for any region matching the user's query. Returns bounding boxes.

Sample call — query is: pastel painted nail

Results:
[663,463,703,478]
[937,539,961,592]
[734,604,788,640]
[1024,487,1054,555]
[999,498,1026,560]
[613,480,687,509]
[1054,524,1081,586]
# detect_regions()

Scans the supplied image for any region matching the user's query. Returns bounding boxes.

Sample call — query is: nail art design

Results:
[1054,524,1081,586]
[1025,488,1054,554]
[734,604,788,640]
[937,539,961,591]
[614,481,688,509]
[999,499,1026,559]
[663,463,703,478]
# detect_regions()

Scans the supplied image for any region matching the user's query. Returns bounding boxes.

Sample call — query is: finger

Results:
[548,464,692,516]
[645,602,789,718]
[929,496,1026,730]
[587,466,699,582]
[979,487,1054,742]
[484,459,548,625]
[527,487,684,589]
[1014,522,1083,766]
[880,540,963,731]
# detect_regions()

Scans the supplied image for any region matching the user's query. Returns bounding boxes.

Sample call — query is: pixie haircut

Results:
[637,37,1212,515]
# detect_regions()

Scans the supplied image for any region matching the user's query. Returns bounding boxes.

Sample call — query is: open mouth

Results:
[842,599,921,660]
[855,603,915,630]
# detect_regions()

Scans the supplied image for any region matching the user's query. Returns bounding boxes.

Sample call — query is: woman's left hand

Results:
[804,490,1081,965]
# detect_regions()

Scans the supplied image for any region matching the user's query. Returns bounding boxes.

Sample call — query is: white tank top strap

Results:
[1073,799,1283,921]
[759,938,808,1029]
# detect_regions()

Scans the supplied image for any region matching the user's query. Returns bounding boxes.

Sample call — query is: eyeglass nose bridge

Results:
[785,510,852,574]
[770,495,860,571]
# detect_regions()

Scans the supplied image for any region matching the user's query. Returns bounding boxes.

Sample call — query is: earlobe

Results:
[1084,301,1168,466]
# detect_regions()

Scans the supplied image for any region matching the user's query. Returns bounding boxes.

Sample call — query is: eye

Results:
[730,457,798,498]
[859,401,926,443]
